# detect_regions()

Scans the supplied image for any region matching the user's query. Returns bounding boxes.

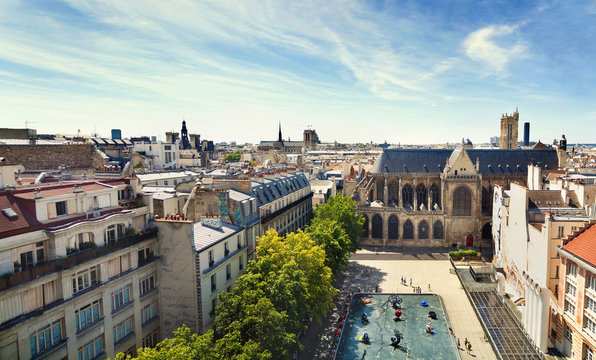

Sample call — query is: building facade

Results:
[500,109,519,149]
[0,179,159,360]
[353,148,559,249]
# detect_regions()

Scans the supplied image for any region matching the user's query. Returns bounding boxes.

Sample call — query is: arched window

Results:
[482,223,492,239]
[376,181,384,202]
[105,224,125,244]
[433,221,444,239]
[418,220,429,239]
[403,220,414,239]
[430,183,441,210]
[402,184,413,209]
[362,215,369,237]
[372,214,383,239]
[416,184,428,210]
[388,215,399,240]
[388,182,399,204]
[482,187,491,214]
[453,186,472,216]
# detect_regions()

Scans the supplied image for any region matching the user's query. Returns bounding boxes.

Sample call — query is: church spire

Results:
[278,121,282,143]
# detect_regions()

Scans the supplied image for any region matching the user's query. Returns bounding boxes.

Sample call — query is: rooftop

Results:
[192,219,243,252]
[561,223,596,266]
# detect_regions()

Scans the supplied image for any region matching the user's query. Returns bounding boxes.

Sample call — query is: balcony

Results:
[0,228,158,291]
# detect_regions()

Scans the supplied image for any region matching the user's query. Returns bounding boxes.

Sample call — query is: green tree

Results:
[306,218,351,275]
[311,195,364,252]
[224,152,242,162]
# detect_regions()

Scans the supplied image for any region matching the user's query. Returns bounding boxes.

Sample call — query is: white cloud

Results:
[463,25,527,72]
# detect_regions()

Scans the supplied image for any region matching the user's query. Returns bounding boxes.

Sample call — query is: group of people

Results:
[456,336,473,354]
[400,276,432,293]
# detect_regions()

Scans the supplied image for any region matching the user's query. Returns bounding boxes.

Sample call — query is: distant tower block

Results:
[499,108,519,149]
[111,129,122,140]
[523,122,530,147]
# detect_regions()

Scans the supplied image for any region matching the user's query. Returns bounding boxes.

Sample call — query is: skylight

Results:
[2,208,18,219]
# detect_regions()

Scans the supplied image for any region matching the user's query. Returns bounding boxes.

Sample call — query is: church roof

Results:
[370,149,452,174]
[466,149,558,174]
[371,148,559,174]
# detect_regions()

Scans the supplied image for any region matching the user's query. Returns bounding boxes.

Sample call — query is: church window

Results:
[429,184,440,209]
[482,187,491,214]
[418,221,429,239]
[376,181,384,202]
[453,186,472,216]
[402,184,413,209]
[388,182,399,203]
[433,221,443,239]
[416,184,427,210]
[403,220,413,239]
[362,215,369,237]
[372,214,383,239]
[388,215,399,240]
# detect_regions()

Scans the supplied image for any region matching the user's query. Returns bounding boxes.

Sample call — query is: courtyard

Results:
[298,249,497,360]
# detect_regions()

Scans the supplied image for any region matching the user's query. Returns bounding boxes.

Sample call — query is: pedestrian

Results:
[464,337,469,349]
[410,278,412,286]
[467,341,472,354]
[428,283,431,291]
[457,338,460,349]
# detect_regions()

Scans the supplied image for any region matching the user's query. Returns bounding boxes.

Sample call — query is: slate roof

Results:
[192,220,243,252]
[371,149,559,174]
[250,173,309,207]
[466,149,559,174]
[561,223,596,266]
[371,149,453,174]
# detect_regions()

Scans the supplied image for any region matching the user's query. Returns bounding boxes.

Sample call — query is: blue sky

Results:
[0,0,595,144]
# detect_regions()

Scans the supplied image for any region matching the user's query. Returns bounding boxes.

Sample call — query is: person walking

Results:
[457,338,461,349]
[410,278,412,286]
[464,337,469,349]
[467,341,472,354]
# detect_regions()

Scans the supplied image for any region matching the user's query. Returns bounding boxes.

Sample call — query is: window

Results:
[56,201,67,216]
[433,221,444,239]
[139,273,156,297]
[138,246,154,265]
[105,224,124,244]
[566,282,577,297]
[239,255,243,271]
[371,214,383,239]
[142,329,159,349]
[556,266,560,279]
[72,266,99,294]
[565,300,576,315]
[237,235,242,249]
[211,298,217,316]
[75,300,101,332]
[403,220,414,239]
[416,184,427,210]
[418,220,429,239]
[78,335,103,360]
[164,145,171,151]
[588,275,596,292]
[568,262,578,278]
[141,301,158,325]
[211,274,217,292]
[118,189,126,201]
[585,343,594,360]
[208,250,214,265]
[30,319,63,356]
[566,325,573,342]
[111,284,132,312]
[226,264,231,281]
[453,186,472,216]
[113,316,133,344]
[587,296,596,313]
[558,226,565,238]
[402,184,413,208]
[586,317,596,335]
[224,242,229,256]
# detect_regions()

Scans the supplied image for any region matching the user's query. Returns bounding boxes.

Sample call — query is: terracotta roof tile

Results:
[562,223,596,265]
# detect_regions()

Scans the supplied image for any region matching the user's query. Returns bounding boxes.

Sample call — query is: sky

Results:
[0,0,595,145]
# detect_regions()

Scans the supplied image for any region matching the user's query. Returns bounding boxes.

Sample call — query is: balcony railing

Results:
[0,228,158,291]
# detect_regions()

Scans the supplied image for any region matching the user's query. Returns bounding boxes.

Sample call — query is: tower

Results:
[499,108,519,149]
[523,122,530,147]
[181,120,191,149]
[278,122,283,143]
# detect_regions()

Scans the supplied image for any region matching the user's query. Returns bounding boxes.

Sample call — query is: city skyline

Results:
[0,0,595,144]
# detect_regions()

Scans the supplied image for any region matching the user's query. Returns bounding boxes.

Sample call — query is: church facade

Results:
[352,148,560,250]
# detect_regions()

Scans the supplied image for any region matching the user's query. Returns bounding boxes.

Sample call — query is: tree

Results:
[306,218,351,275]
[311,195,365,252]
[224,152,242,162]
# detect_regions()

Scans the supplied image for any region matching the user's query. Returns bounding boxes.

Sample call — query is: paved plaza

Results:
[298,249,497,360]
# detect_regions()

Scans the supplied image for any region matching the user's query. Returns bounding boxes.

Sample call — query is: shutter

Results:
[0,294,23,323]
[121,255,130,272]
[47,203,57,219]
[22,286,43,313]
[108,258,120,278]
[67,199,76,215]
[43,281,57,305]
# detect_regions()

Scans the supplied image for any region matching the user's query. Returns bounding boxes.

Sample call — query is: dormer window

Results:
[56,201,67,216]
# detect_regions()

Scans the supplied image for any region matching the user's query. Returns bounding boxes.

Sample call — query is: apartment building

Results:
[251,173,312,236]
[132,141,180,170]
[154,188,249,335]
[554,222,596,359]
[0,178,159,360]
